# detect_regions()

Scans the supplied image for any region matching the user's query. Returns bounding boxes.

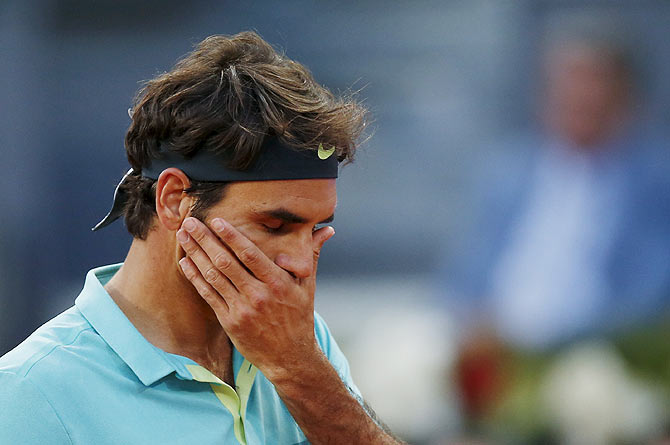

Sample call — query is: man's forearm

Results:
[266,349,405,445]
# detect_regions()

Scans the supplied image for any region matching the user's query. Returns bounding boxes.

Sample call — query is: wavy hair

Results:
[121,31,367,239]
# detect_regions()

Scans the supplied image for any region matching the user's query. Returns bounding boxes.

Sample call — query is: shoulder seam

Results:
[22,326,94,378]
[26,374,74,444]
[0,371,74,444]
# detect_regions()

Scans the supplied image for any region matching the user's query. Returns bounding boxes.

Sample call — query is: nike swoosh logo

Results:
[317,143,336,160]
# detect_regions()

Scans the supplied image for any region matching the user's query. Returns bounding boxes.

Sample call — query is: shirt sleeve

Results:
[0,371,72,444]
[313,312,363,399]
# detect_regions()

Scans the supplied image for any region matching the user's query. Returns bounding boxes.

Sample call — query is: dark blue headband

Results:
[143,137,338,181]
[92,137,339,231]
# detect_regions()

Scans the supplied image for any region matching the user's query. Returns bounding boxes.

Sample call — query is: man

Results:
[437,23,670,440]
[440,28,670,350]
[0,32,402,444]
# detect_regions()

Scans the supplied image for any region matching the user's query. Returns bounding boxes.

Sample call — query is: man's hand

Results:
[176,216,333,379]
[177,216,403,444]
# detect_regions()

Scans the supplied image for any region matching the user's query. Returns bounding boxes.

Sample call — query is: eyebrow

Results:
[260,208,335,225]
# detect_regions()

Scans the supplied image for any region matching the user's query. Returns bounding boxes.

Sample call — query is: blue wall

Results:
[2,0,669,353]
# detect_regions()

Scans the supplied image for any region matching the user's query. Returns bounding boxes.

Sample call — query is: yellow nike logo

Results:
[318,143,336,160]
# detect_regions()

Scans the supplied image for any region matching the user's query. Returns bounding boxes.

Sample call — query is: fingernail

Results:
[211,218,225,232]
[183,218,196,232]
[178,257,189,271]
[177,229,189,243]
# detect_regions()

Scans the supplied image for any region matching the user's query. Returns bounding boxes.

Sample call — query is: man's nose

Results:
[275,236,314,279]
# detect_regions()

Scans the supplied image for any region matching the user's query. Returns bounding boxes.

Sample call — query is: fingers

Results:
[180,217,264,293]
[206,217,279,282]
[179,217,330,292]
[177,220,250,299]
[178,256,231,319]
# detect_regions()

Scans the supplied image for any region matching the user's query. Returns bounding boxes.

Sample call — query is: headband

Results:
[92,137,339,231]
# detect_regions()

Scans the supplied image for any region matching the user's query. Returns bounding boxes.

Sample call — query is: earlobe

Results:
[155,168,192,232]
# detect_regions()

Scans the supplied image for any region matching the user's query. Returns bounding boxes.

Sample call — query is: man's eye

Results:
[262,223,284,234]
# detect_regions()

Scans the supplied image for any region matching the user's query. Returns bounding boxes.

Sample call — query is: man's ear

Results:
[155,168,193,231]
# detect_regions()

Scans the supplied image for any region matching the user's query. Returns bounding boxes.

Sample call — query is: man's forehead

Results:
[226,179,337,217]
[227,178,336,198]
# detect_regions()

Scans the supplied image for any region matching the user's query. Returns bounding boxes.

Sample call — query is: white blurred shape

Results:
[347,304,458,441]
[541,340,666,445]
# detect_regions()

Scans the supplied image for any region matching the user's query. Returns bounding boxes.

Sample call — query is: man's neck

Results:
[104,234,234,384]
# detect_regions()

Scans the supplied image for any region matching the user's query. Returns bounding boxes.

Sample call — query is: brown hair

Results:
[121,31,367,239]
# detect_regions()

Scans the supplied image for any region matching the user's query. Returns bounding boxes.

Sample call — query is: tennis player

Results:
[0,32,402,444]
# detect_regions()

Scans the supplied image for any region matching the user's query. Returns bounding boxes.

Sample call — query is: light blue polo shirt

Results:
[0,264,361,444]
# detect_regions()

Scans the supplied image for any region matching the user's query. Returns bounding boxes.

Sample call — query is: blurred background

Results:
[1,0,669,443]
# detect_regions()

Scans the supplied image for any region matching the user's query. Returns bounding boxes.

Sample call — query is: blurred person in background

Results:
[438,19,670,443]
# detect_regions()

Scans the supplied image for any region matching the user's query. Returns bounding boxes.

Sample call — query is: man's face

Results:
[542,44,630,148]
[198,179,337,279]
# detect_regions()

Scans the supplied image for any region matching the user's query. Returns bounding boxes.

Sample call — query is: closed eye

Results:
[262,222,285,234]
[257,209,335,235]
[263,222,332,235]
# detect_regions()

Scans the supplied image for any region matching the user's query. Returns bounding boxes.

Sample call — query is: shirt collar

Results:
[75,264,191,386]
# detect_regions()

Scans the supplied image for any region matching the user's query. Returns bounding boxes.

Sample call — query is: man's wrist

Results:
[262,342,329,391]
